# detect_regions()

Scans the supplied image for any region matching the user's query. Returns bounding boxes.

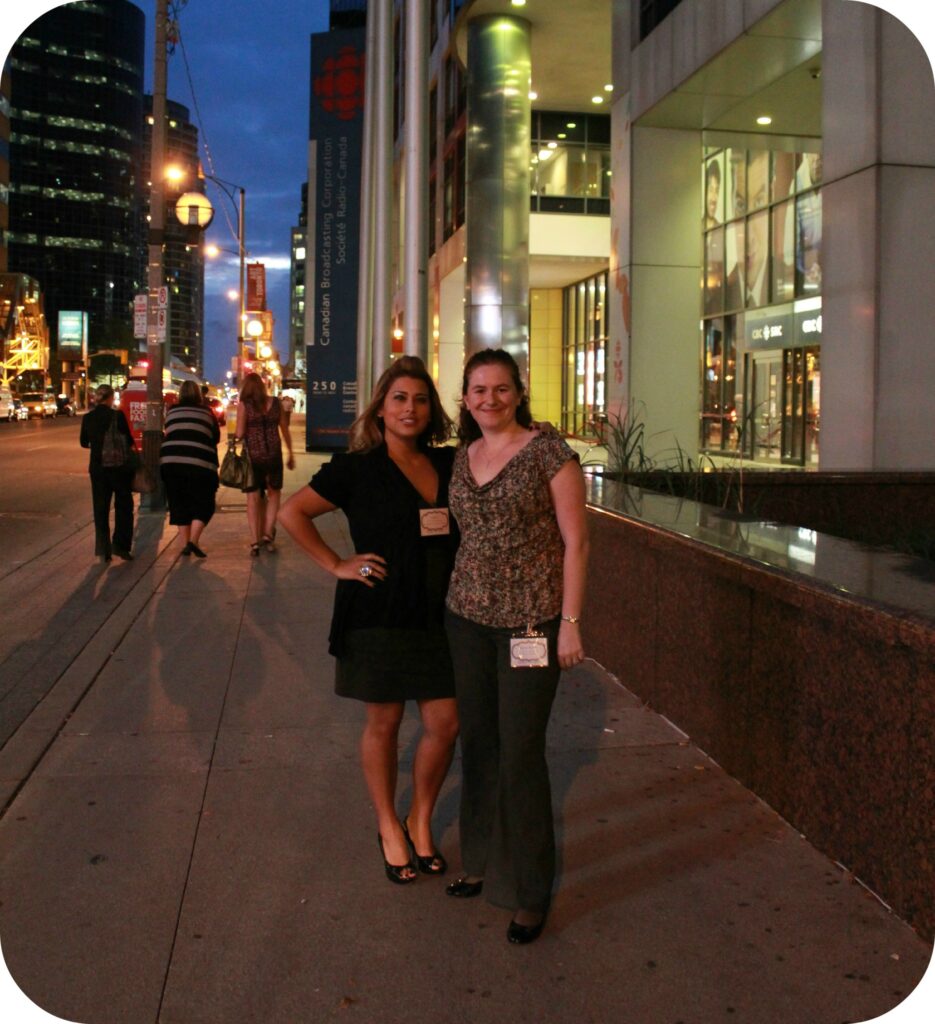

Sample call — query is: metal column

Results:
[371,0,394,383]
[355,0,378,412]
[464,14,532,380]
[403,0,428,363]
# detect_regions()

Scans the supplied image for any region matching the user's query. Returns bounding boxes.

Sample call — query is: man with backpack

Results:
[79,384,135,563]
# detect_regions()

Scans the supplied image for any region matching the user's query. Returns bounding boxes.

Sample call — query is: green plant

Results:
[595,402,656,477]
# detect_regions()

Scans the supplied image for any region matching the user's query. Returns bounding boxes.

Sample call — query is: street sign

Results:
[134,294,148,339]
[156,308,168,342]
[156,286,169,309]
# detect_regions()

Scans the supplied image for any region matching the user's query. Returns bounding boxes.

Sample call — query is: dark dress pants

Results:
[90,467,134,557]
[445,611,560,913]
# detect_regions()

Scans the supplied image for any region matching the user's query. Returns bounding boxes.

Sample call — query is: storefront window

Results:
[701,145,822,459]
[562,270,608,436]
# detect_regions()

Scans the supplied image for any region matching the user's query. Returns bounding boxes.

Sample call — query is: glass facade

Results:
[701,146,822,465]
[562,270,607,436]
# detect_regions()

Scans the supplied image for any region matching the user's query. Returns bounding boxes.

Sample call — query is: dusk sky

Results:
[5,0,333,383]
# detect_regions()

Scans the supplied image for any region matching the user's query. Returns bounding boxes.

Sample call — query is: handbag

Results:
[131,459,154,494]
[219,438,254,490]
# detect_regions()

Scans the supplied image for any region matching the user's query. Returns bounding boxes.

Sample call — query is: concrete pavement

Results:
[0,434,932,1024]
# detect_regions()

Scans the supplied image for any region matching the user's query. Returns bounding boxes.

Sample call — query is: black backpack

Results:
[101,410,130,468]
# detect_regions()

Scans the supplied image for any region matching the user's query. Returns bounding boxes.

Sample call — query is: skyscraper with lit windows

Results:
[7,0,145,370]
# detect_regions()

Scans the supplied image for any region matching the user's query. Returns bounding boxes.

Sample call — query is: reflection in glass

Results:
[727,148,746,219]
[796,190,822,296]
[725,221,745,311]
[747,151,770,213]
[704,227,724,315]
[745,209,769,307]
[702,319,724,449]
[771,199,795,305]
[771,151,795,202]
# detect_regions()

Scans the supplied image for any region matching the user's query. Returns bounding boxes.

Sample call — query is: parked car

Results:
[0,386,15,421]
[20,392,58,418]
[205,396,227,426]
[56,395,76,416]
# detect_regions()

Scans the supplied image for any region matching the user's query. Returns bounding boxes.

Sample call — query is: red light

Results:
[138,360,149,369]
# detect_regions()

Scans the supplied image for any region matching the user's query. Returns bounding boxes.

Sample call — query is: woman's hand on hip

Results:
[333,552,387,587]
[557,620,584,669]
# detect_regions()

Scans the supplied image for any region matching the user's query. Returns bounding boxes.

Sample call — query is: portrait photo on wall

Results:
[746,150,770,214]
[771,198,795,305]
[704,152,724,229]
[724,220,746,312]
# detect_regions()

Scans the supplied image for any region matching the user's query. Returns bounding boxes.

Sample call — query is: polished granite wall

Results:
[582,475,935,940]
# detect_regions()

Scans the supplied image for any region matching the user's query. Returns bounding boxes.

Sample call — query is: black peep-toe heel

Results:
[378,833,416,885]
[402,817,448,875]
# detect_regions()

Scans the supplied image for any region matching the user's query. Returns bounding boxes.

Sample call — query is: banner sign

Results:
[246,263,266,311]
[57,311,87,355]
[306,26,364,451]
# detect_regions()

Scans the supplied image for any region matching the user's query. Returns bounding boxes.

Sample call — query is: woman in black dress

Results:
[278,356,459,884]
[160,380,221,557]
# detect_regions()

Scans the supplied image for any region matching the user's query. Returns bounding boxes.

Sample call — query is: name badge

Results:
[419,507,451,537]
[510,628,549,669]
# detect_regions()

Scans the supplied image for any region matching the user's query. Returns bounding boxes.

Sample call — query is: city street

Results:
[0,424,933,1024]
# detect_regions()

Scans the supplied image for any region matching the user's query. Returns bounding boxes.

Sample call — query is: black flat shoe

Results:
[377,834,416,885]
[445,877,484,898]
[189,543,207,558]
[113,548,133,561]
[507,912,547,945]
[181,542,193,556]
[401,817,447,875]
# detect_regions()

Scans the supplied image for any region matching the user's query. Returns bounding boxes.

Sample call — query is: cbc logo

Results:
[751,323,784,342]
[802,315,822,335]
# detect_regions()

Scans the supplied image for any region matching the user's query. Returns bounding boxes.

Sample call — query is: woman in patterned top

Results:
[236,372,295,556]
[160,380,221,558]
[444,348,588,945]
[278,357,460,886]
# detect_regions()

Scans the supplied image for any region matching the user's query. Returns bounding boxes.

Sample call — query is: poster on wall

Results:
[305,25,364,451]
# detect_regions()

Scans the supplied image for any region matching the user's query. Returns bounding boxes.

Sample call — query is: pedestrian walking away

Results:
[278,356,460,886]
[444,348,589,945]
[79,383,135,563]
[236,372,295,556]
[160,380,221,558]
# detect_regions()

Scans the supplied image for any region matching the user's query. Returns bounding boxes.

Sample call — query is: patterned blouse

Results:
[244,397,282,465]
[446,431,578,629]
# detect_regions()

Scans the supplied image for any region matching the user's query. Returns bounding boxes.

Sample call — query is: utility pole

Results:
[143,0,169,510]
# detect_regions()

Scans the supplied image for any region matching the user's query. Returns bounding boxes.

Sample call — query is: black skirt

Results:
[161,464,218,526]
[335,626,455,703]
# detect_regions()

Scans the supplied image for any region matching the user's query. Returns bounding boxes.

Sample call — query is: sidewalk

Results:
[0,443,931,1024]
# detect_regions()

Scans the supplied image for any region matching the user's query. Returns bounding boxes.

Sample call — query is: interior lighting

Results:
[591,95,604,104]
[528,90,538,100]
[557,133,566,139]
[604,83,613,91]
[756,115,772,125]
[537,148,552,161]
[566,122,576,128]
[511,0,527,6]
[547,141,557,149]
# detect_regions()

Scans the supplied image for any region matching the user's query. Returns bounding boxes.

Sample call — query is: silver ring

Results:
[358,564,373,578]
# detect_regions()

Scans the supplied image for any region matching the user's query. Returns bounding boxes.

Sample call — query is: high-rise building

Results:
[289,182,308,378]
[144,96,205,374]
[329,0,367,31]
[0,61,10,275]
[6,0,145,380]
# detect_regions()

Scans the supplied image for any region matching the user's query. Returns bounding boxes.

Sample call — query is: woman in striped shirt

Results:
[160,380,221,558]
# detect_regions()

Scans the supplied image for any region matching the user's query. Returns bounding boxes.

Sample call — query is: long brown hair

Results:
[239,372,268,414]
[348,356,453,452]
[457,348,532,443]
